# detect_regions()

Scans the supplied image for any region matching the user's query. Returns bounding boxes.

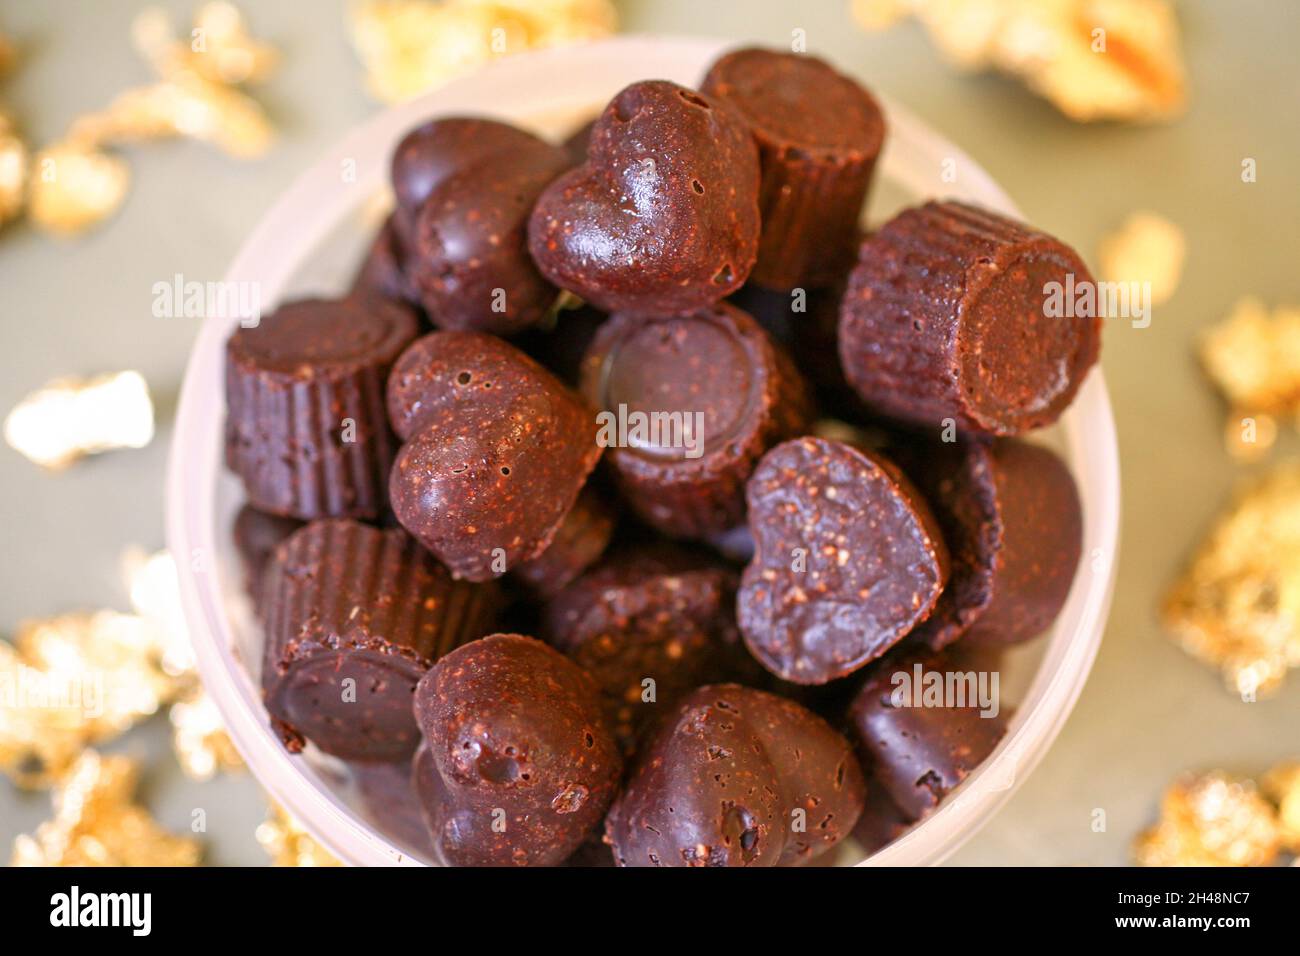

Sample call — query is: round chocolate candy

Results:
[847,646,1008,820]
[579,302,813,538]
[702,47,885,290]
[543,545,757,754]
[738,437,949,685]
[351,212,421,308]
[606,684,866,867]
[898,438,1083,650]
[838,201,1102,436]
[511,484,615,598]
[260,519,499,762]
[403,120,571,335]
[412,634,623,867]
[528,80,761,316]
[386,331,603,582]
[225,296,418,520]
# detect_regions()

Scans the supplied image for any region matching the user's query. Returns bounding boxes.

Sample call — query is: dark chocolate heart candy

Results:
[738,436,949,684]
[528,80,760,316]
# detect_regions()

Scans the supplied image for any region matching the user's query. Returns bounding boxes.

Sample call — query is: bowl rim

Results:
[165,33,1120,867]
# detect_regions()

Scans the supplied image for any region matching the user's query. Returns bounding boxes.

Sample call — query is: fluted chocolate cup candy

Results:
[543,545,758,754]
[529,80,761,316]
[838,201,1102,436]
[225,297,418,520]
[413,634,623,867]
[739,437,949,684]
[579,303,813,538]
[387,331,602,581]
[848,646,1008,820]
[403,120,571,336]
[898,438,1083,650]
[702,47,885,290]
[260,519,499,762]
[607,684,866,867]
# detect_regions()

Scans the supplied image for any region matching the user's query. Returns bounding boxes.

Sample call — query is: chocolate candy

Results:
[606,684,866,867]
[528,80,761,316]
[838,201,1102,436]
[511,484,615,598]
[702,48,885,290]
[561,118,595,166]
[225,296,418,520]
[899,438,1083,650]
[352,212,421,308]
[579,302,813,537]
[351,759,437,859]
[412,634,622,866]
[851,771,911,856]
[231,505,302,610]
[739,437,949,684]
[386,331,602,581]
[516,303,607,388]
[543,545,756,753]
[402,119,571,335]
[848,646,1008,820]
[260,519,499,761]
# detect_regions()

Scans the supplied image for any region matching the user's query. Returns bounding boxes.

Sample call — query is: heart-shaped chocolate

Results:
[528,80,761,316]
[738,436,949,684]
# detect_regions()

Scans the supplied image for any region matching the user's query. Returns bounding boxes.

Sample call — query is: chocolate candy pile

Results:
[225,47,1098,866]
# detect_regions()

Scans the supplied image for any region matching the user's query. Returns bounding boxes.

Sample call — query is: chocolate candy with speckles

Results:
[528,80,761,316]
[260,519,500,761]
[838,201,1102,436]
[702,48,885,290]
[386,331,602,582]
[579,302,812,537]
[231,505,302,610]
[511,484,615,598]
[403,120,571,335]
[543,546,757,754]
[225,296,418,520]
[413,634,622,866]
[848,646,1008,820]
[898,438,1083,650]
[606,684,866,867]
[739,437,949,684]
[352,213,421,308]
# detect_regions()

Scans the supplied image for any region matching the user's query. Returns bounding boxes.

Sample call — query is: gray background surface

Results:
[2,0,1298,866]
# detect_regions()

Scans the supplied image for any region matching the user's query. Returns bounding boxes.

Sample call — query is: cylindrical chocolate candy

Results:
[387,331,603,582]
[848,646,1009,821]
[897,437,1083,650]
[579,302,813,538]
[606,684,866,867]
[412,634,623,867]
[702,47,885,290]
[528,80,761,316]
[260,519,499,762]
[543,545,758,754]
[738,437,949,684]
[225,296,418,520]
[511,484,616,598]
[838,201,1102,436]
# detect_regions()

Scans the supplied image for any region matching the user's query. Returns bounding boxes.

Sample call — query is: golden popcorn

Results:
[0,611,183,788]
[11,751,202,867]
[26,143,131,237]
[256,804,341,867]
[1098,211,1185,306]
[1200,298,1300,419]
[132,2,279,87]
[1260,762,1300,853]
[4,370,154,469]
[170,686,243,781]
[1223,412,1277,465]
[349,0,618,104]
[1162,465,1300,698]
[1134,771,1281,867]
[851,0,1186,122]
[0,111,26,226]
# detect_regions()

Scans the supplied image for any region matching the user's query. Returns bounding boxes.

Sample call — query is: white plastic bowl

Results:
[166,35,1120,867]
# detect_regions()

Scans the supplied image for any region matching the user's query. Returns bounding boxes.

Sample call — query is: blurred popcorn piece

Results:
[11,750,202,866]
[4,370,154,469]
[256,803,341,867]
[1223,412,1277,465]
[1098,211,1184,305]
[0,111,27,226]
[1134,770,1281,867]
[132,2,279,87]
[1162,465,1300,699]
[1201,298,1300,420]
[170,685,243,780]
[1261,763,1300,853]
[349,0,618,104]
[851,0,1186,122]
[26,143,131,237]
